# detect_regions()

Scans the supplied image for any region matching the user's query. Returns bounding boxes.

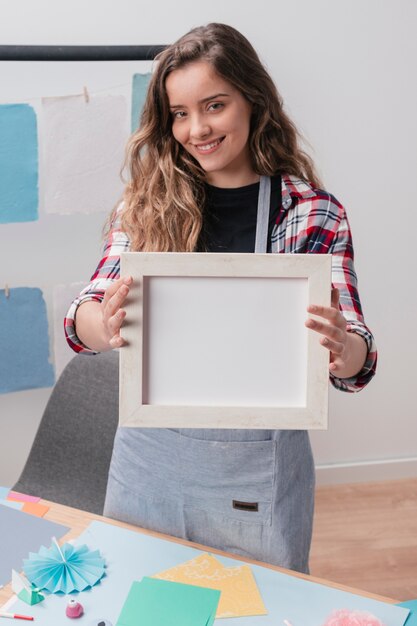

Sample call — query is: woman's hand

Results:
[101,276,133,349]
[305,288,367,378]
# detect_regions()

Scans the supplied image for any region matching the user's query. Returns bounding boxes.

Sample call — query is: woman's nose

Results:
[189,114,210,139]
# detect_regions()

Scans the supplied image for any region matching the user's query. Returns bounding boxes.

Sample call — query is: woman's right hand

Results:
[101,276,133,349]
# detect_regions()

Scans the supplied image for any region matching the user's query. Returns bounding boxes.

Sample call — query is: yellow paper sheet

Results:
[153,553,267,619]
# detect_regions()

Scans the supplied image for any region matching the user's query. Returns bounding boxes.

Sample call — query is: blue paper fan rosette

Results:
[23,542,106,594]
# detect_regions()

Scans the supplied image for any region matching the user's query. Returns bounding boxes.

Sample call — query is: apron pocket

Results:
[179,435,276,526]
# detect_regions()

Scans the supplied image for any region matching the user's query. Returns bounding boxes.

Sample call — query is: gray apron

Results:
[104,177,315,574]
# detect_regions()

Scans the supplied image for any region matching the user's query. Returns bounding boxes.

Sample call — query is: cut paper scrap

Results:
[398,601,417,626]
[53,282,87,378]
[0,486,10,499]
[0,288,55,394]
[0,103,38,224]
[0,499,23,511]
[131,73,152,131]
[22,502,49,518]
[12,570,44,606]
[0,504,69,588]
[42,94,127,214]
[23,541,106,594]
[116,577,220,626]
[8,491,41,504]
[153,552,267,618]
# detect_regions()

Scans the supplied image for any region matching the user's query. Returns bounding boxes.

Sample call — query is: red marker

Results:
[0,612,34,621]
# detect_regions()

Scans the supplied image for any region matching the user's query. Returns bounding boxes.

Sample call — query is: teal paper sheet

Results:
[4,520,410,626]
[399,601,417,626]
[131,73,151,131]
[0,103,38,223]
[0,287,55,393]
[116,577,220,626]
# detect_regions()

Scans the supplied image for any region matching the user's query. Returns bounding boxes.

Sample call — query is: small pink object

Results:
[65,599,84,619]
[322,609,386,626]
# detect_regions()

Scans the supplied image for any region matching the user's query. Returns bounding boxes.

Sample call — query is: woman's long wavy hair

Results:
[120,23,321,252]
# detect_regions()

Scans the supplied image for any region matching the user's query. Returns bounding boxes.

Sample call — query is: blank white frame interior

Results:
[119,252,331,430]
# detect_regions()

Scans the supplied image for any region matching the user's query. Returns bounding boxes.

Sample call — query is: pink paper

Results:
[8,491,41,503]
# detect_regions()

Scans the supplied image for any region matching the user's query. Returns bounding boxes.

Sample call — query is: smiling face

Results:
[165,61,257,188]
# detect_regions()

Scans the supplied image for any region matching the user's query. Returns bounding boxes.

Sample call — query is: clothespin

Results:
[4,284,9,298]
[83,85,90,103]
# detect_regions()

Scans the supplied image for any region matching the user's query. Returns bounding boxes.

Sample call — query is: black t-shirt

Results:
[199,175,282,253]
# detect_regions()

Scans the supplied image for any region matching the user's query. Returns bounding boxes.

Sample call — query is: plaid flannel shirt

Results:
[64,174,377,393]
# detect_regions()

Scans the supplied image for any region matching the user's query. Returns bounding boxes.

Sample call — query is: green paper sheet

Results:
[116,576,220,626]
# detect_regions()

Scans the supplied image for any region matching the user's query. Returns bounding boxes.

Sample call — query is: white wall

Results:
[0,0,416,486]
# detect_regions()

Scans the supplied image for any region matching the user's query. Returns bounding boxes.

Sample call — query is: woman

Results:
[65,23,376,573]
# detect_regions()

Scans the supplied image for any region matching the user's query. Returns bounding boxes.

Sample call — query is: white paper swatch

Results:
[42,95,127,214]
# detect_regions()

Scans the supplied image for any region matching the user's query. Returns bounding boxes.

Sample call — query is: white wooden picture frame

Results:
[119,252,331,430]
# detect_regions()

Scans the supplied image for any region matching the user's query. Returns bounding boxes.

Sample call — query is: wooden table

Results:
[0,498,397,607]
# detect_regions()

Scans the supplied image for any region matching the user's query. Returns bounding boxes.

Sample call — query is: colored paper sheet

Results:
[116,577,220,626]
[53,282,87,378]
[0,288,55,393]
[399,601,417,626]
[8,491,41,503]
[0,104,38,224]
[42,95,127,214]
[0,498,23,510]
[154,553,267,618]
[0,504,69,587]
[5,520,410,626]
[131,73,152,131]
[22,502,49,518]
[0,486,10,499]
[12,570,44,606]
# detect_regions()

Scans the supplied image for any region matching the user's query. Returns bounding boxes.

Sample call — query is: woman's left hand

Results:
[305,288,349,374]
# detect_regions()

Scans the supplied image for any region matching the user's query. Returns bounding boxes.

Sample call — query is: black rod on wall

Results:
[0,45,167,61]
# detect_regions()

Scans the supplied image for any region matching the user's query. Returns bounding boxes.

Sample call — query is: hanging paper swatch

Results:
[0,287,54,393]
[131,73,152,131]
[0,104,39,224]
[42,95,127,214]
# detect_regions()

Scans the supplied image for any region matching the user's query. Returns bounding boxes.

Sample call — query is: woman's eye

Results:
[172,110,186,119]
[208,102,224,112]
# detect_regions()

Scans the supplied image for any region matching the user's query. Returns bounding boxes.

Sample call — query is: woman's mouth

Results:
[194,137,225,154]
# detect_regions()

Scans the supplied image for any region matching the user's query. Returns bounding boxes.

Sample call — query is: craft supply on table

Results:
[11,570,44,606]
[153,552,267,618]
[0,503,69,587]
[3,520,411,626]
[0,611,34,621]
[23,539,105,594]
[115,577,220,626]
[322,609,386,626]
[89,621,113,626]
[65,599,84,619]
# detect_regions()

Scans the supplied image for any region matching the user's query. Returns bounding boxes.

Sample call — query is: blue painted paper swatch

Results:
[131,73,152,131]
[0,288,54,393]
[0,104,39,223]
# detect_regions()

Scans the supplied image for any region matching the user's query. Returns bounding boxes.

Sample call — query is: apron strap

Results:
[254,175,271,253]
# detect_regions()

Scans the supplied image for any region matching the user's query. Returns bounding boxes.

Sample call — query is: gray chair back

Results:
[13,351,119,514]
